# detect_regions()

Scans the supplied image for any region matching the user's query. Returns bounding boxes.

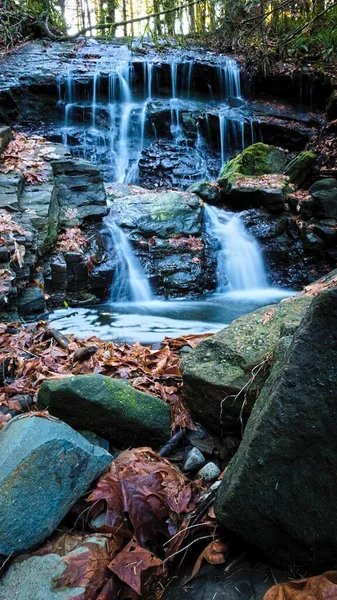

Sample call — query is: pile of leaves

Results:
[235,174,289,190]
[0,320,213,430]
[32,444,225,599]
[0,132,57,184]
[56,227,90,253]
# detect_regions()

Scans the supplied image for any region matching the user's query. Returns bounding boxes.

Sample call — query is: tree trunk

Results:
[122,0,127,35]
[188,2,196,32]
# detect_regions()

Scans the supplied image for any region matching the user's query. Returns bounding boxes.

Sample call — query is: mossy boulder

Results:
[37,374,171,449]
[284,150,316,187]
[217,143,289,212]
[218,143,288,190]
[215,288,337,567]
[187,181,221,204]
[181,294,311,436]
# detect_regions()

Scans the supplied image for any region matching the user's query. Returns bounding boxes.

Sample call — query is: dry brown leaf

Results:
[264,571,337,600]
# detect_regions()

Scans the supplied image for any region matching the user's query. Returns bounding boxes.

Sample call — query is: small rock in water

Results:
[196,462,221,482]
[182,447,206,473]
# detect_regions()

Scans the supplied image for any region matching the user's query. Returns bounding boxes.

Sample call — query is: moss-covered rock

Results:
[181,294,311,435]
[187,181,221,204]
[217,143,289,212]
[215,288,337,567]
[37,374,171,449]
[218,143,288,192]
[284,150,316,187]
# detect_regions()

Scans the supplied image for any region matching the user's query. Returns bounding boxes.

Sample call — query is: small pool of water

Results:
[50,288,293,345]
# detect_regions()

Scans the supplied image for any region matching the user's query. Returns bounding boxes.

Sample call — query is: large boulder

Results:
[308,178,337,219]
[37,374,171,449]
[108,190,213,297]
[217,143,289,212]
[181,295,311,435]
[284,150,316,187]
[0,416,112,555]
[215,288,337,567]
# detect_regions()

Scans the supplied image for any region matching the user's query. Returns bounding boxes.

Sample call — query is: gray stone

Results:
[181,295,311,435]
[17,285,46,316]
[0,172,24,211]
[0,126,12,154]
[0,416,112,554]
[309,178,337,219]
[51,159,108,225]
[183,447,206,473]
[215,288,337,567]
[196,462,220,482]
[37,373,171,449]
[0,535,107,600]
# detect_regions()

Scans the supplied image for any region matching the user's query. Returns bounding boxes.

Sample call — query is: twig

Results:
[163,534,213,563]
[158,429,185,457]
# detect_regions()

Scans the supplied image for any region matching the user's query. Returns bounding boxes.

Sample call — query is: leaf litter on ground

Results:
[0,321,215,430]
[0,319,227,597]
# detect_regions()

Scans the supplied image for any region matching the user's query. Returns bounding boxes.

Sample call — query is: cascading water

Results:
[56,47,247,186]
[204,204,268,291]
[105,220,153,302]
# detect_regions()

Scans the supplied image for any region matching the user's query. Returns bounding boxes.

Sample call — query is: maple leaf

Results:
[108,539,164,597]
[87,448,201,549]
[264,571,337,600]
[54,540,110,600]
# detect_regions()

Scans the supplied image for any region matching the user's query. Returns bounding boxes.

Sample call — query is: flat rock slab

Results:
[37,374,171,449]
[0,416,112,555]
[215,288,337,567]
[181,294,311,435]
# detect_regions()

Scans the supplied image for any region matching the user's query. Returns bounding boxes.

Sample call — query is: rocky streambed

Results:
[1,39,337,600]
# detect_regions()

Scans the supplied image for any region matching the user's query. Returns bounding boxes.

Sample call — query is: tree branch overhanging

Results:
[41,0,203,40]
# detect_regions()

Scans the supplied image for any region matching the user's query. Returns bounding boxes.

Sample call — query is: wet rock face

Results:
[215,288,337,568]
[138,141,215,190]
[0,136,112,321]
[108,189,215,298]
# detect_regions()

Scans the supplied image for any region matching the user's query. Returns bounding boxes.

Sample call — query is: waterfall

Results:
[106,220,153,302]
[56,48,244,185]
[217,59,241,99]
[204,205,267,291]
[219,114,227,171]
